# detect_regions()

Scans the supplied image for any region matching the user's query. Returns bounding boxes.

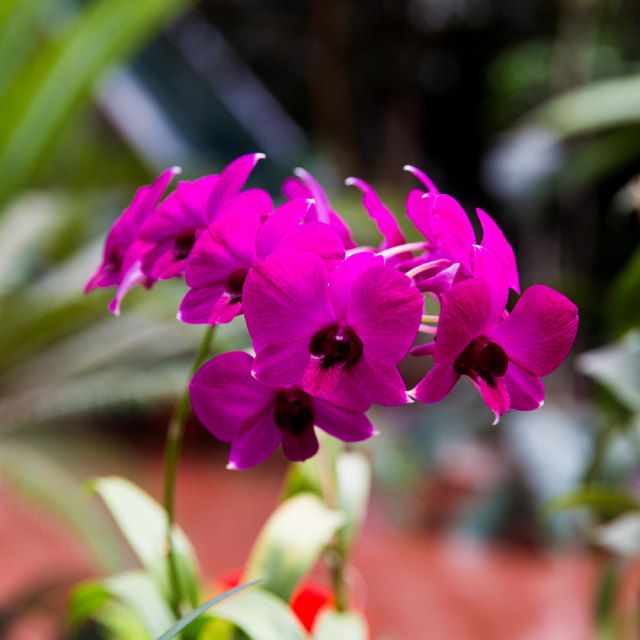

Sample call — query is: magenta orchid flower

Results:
[282,168,356,249]
[190,351,374,468]
[140,153,272,281]
[178,199,345,325]
[344,177,406,250]
[85,166,180,314]
[243,251,423,406]
[403,167,520,294]
[412,274,578,423]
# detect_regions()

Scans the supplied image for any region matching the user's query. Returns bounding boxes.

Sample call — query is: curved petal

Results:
[403,164,440,194]
[178,285,225,325]
[347,265,423,364]
[406,189,435,239]
[505,363,544,411]
[349,357,410,406]
[252,338,310,387]
[208,152,265,212]
[256,199,308,258]
[142,174,219,240]
[345,177,405,248]
[477,207,520,293]
[291,168,356,248]
[275,222,345,271]
[320,374,371,413]
[472,376,510,424]
[184,210,260,288]
[488,285,579,376]
[281,426,319,462]
[228,408,281,470]
[302,359,343,396]
[430,194,475,270]
[411,363,459,403]
[243,251,334,350]
[434,277,493,364]
[189,352,274,443]
[108,262,145,316]
[472,245,508,326]
[313,400,374,442]
[217,188,273,220]
[329,252,383,320]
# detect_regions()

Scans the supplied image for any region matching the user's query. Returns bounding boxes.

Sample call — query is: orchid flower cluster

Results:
[87,153,578,470]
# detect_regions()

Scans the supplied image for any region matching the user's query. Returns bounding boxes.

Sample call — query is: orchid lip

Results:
[274,387,314,435]
[454,337,509,388]
[309,323,363,370]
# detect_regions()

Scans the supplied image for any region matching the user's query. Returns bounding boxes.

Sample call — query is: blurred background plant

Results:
[0,0,639,638]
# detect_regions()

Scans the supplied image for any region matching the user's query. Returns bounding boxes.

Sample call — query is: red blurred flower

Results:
[219,571,333,631]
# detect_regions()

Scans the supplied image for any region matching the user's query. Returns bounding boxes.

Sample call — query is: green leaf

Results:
[245,494,343,602]
[608,249,640,335]
[577,332,640,412]
[0,441,124,571]
[595,513,640,557]
[211,587,310,640]
[529,72,640,139]
[312,609,368,639]
[545,485,640,519]
[156,580,261,640]
[281,460,323,501]
[0,0,190,203]
[71,571,175,638]
[335,451,371,555]
[90,476,201,608]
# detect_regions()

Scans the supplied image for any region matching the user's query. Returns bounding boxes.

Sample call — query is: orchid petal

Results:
[314,400,374,442]
[280,426,319,462]
[243,251,334,350]
[477,207,520,293]
[252,339,310,387]
[488,285,579,376]
[329,252,383,320]
[345,177,405,248]
[208,153,265,211]
[433,278,493,364]
[228,408,281,470]
[178,285,225,325]
[189,352,274,443]
[411,363,460,403]
[505,364,545,411]
[347,265,423,364]
[349,357,410,406]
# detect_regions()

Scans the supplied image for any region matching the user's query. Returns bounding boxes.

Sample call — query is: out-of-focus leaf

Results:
[90,476,200,608]
[94,601,151,639]
[69,581,111,628]
[546,485,640,519]
[607,249,640,335]
[281,459,322,501]
[595,513,640,557]
[156,580,261,640]
[0,0,190,203]
[529,73,640,139]
[577,332,640,412]
[245,494,343,602]
[71,572,174,638]
[312,609,368,640]
[210,588,309,640]
[0,0,47,100]
[335,451,371,555]
[0,440,124,570]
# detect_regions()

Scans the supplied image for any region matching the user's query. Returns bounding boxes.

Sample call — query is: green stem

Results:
[163,325,215,616]
[318,441,349,611]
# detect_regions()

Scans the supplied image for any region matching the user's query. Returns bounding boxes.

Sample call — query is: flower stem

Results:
[317,441,350,612]
[163,324,215,616]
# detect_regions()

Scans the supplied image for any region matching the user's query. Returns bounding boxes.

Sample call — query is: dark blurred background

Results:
[0,1,639,638]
